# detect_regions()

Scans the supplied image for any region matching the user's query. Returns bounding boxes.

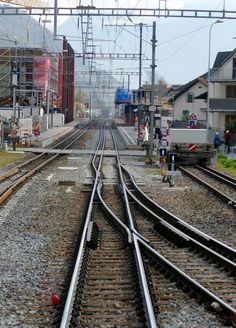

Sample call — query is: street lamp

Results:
[207,19,224,129]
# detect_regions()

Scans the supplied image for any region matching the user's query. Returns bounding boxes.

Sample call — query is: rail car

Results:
[168,128,216,165]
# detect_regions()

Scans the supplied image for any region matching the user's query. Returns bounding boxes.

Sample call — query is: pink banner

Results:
[34,57,50,93]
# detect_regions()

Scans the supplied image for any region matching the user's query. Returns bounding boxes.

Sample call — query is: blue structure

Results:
[115,88,131,104]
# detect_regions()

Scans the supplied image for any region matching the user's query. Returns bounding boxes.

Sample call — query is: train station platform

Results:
[9,121,146,157]
[30,121,140,151]
[32,121,79,148]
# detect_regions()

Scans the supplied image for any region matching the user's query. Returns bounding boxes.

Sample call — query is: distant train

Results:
[168,128,215,165]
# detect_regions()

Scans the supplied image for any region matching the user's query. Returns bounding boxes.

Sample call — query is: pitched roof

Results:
[172,73,208,101]
[213,49,236,69]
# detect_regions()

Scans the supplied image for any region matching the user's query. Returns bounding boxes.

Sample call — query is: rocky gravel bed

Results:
[0,152,93,327]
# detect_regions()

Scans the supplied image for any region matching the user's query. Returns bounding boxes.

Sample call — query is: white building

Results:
[171,74,208,126]
[209,49,236,135]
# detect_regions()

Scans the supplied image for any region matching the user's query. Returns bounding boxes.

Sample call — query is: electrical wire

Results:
[158,0,227,63]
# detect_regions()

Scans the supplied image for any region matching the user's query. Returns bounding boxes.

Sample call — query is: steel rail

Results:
[97,135,236,326]
[0,121,95,205]
[60,122,105,328]
[97,181,132,243]
[51,120,96,149]
[0,151,61,204]
[125,186,236,272]
[99,171,236,326]
[110,122,157,328]
[117,124,136,146]
[121,164,236,262]
[0,121,94,182]
[137,237,236,324]
[195,164,236,189]
[179,166,236,208]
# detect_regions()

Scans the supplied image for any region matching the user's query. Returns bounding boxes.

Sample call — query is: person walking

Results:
[213,132,221,151]
[224,130,232,154]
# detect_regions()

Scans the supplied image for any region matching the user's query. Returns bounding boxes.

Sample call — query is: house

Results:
[168,74,208,126]
[209,49,236,136]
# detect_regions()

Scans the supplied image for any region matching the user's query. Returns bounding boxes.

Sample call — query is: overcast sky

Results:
[49,0,236,88]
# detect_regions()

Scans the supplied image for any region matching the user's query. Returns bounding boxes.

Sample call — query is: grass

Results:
[216,154,236,177]
[0,150,25,168]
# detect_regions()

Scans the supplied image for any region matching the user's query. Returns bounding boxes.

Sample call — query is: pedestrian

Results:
[224,130,232,154]
[157,128,163,147]
[213,132,221,151]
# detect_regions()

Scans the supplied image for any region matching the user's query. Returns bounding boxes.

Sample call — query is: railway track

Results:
[0,120,96,205]
[60,122,236,327]
[2,120,236,327]
[179,165,236,208]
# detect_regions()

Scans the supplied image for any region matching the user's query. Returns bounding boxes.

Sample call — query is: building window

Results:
[226,85,236,98]
[182,110,189,121]
[186,93,194,103]
[233,58,236,79]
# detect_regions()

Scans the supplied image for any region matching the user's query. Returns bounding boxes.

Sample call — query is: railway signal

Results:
[162,152,181,187]
[158,147,167,176]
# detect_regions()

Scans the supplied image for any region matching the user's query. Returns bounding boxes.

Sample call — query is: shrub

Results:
[217,154,236,169]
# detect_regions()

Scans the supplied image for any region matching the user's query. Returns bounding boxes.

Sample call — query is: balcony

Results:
[209,98,236,111]
[210,67,236,82]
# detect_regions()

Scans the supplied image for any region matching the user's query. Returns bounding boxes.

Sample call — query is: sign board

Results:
[154,96,159,106]
[188,143,197,151]
[189,113,197,120]
[145,94,150,105]
[149,105,156,112]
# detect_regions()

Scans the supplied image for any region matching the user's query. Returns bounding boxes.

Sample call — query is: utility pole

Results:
[139,23,143,91]
[46,63,50,130]
[11,62,17,124]
[149,21,157,159]
[53,0,58,38]
[137,23,143,144]
[127,74,130,91]
[11,61,18,151]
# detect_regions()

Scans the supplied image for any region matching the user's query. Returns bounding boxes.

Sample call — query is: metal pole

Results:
[54,0,58,38]
[149,21,156,159]
[12,85,16,124]
[46,89,50,130]
[89,89,92,119]
[139,23,143,90]
[128,74,130,91]
[207,20,224,130]
[11,64,18,151]
[46,59,51,129]
[137,23,143,144]
[1,122,4,149]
